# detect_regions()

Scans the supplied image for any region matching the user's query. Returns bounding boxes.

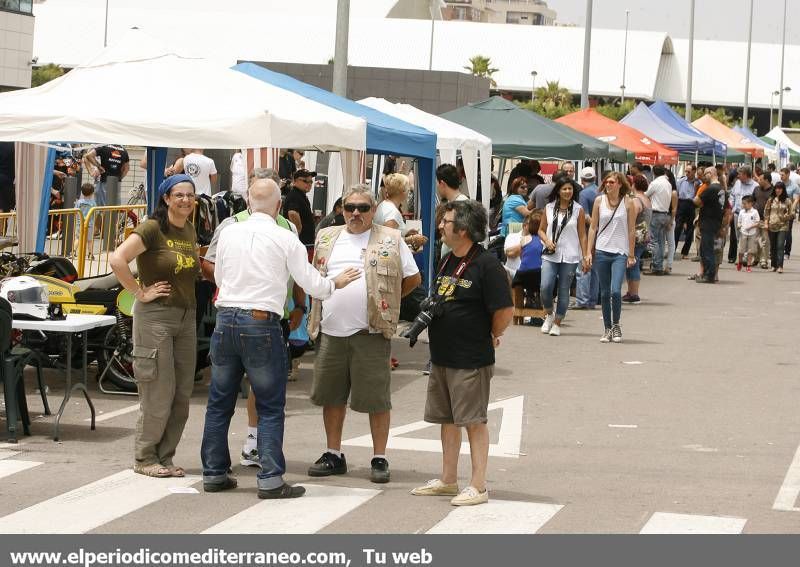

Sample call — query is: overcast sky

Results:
[548,0,797,45]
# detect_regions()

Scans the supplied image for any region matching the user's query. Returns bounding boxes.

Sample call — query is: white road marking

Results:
[608,424,638,429]
[344,396,525,458]
[203,484,380,534]
[639,512,746,534]
[621,361,645,365]
[0,450,20,460]
[0,459,42,480]
[0,469,199,533]
[427,501,563,534]
[85,403,140,423]
[773,443,800,511]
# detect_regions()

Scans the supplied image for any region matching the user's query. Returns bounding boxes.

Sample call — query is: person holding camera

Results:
[538,177,589,336]
[307,184,421,484]
[410,200,513,506]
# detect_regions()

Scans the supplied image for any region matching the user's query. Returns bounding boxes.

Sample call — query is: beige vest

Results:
[308,224,404,340]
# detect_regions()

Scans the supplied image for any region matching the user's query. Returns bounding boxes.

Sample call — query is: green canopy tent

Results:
[678,147,748,163]
[442,96,629,162]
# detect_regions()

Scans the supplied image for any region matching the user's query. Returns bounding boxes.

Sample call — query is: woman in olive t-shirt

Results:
[110,174,200,478]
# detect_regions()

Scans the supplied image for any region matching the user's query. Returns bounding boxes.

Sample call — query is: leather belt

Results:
[251,309,281,321]
[653,210,670,214]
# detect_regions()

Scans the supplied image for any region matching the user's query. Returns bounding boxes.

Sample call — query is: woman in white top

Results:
[375,173,427,253]
[586,172,637,344]
[537,178,588,337]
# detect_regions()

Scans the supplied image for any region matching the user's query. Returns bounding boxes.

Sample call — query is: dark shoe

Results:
[307,452,347,477]
[695,276,714,284]
[628,295,641,304]
[258,483,306,499]
[204,476,238,493]
[370,457,390,484]
[649,270,664,276]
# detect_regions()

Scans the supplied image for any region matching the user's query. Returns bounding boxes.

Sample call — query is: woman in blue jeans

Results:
[538,178,588,336]
[587,172,637,343]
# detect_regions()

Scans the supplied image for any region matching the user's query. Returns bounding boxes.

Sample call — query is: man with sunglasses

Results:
[283,168,317,261]
[307,184,421,484]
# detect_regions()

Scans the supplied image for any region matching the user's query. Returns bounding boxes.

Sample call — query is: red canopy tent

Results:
[556,108,678,165]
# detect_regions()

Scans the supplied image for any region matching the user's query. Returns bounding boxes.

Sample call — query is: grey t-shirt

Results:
[531,183,553,210]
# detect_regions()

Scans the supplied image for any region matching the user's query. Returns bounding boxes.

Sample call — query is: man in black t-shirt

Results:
[84,144,130,206]
[282,168,317,257]
[694,166,724,283]
[411,200,513,506]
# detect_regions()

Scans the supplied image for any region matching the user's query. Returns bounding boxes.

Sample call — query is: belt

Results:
[653,210,670,214]
[679,198,694,202]
[219,307,281,321]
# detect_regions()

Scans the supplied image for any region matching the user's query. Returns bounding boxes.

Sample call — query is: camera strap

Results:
[435,244,479,298]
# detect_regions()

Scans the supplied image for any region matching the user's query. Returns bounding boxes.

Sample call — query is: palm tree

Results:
[534,81,573,110]
[464,55,499,87]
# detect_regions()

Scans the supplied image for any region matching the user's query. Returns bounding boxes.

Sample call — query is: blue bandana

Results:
[157,174,195,202]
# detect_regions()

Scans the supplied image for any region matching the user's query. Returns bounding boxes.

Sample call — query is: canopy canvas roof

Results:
[732,126,778,162]
[621,102,717,155]
[441,96,617,161]
[692,115,764,158]
[764,127,800,158]
[556,108,678,165]
[648,101,727,158]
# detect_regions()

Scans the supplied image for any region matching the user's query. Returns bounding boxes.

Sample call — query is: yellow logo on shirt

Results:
[174,252,196,274]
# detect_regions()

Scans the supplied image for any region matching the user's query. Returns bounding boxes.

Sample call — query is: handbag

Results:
[633,196,650,245]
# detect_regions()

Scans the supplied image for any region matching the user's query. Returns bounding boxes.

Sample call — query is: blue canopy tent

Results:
[232,62,439,286]
[648,101,727,159]
[732,125,779,157]
[621,102,718,156]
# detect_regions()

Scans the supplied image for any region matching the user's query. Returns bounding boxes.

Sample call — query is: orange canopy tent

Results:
[556,108,678,165]
[691,115,764,158]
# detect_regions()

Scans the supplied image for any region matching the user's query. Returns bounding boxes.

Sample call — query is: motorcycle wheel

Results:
[95,318,137,393]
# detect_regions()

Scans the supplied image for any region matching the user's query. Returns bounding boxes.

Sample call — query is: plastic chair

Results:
[0,297,50,443]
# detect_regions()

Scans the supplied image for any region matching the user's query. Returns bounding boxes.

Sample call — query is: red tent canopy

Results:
[556,108,678,165]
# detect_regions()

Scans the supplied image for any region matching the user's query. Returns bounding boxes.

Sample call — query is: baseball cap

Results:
[580,167,596,180]
[293,168,317,180]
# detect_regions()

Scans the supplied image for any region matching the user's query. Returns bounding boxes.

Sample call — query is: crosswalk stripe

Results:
[639,512,746,534]
[203,484,381,534]
[0,470,200,534]
[426,501,564,534]
[0,459,42,480]
[0,450,20,460]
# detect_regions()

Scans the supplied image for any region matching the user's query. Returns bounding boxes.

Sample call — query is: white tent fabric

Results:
[765,127,800,162]
[325,150,364,212]
[357,97,492,212]
[14,143,51,252]
[0,29,367,151]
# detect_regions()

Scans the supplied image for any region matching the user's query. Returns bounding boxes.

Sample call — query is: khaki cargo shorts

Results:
[311,332,392,413]
[424,364,494,426]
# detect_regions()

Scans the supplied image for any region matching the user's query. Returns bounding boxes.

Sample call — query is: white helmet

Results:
[0,276,49,320]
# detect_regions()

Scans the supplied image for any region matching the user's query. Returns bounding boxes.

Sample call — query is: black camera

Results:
[402,296,443,348]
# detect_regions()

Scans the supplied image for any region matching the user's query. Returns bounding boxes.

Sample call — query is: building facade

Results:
[0,0,34,91]
[443,0,556,25]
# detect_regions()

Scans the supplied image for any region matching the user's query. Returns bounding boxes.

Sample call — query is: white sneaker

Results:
[549,323,561,336]
[541,314,554,334]
[450,486,488,506]
[600,328,612,343]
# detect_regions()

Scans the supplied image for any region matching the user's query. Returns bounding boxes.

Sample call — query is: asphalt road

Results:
[1,231,799,534]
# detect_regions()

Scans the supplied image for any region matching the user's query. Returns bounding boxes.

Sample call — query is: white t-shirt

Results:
[230,152,246,195]
[321,229,419,337]
[183,153,217,196]
[374,200,407,235]
[738,208,760,236]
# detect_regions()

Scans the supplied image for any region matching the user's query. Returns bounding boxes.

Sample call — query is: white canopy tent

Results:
[765,127,800,166]
[0,29,367,251]
[357,97,492,212]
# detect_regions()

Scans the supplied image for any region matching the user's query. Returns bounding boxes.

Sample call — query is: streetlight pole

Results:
[428,0,436,71]
[530,70,538,103]
[685,0,695,121]
[742,0,753,127]
[332,0,350,97]
[770,91,778,131]
[580,0,593,109]
[103,0,109,47]
[777,0,788,127]
[621,9,629,104]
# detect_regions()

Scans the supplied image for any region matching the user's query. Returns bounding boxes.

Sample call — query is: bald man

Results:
[201,179,360,499]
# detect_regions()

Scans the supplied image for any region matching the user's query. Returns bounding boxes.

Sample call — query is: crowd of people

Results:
[497,159,800,341]
[109,161,513,508]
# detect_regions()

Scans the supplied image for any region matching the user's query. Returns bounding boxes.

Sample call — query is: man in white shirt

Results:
[201,179,360,499]
[727,166,758,263]
[644,165,673,274]
[183,149,218,197]
[306,184,422,484]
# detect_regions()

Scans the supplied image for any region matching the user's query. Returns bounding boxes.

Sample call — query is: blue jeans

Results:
[540,260,578,319]
[594,250,627,329]
[94,180,107,206]
[649,212,671,271]
[626,243,647,282]
[201,308,288,490]
[576,263,598,307]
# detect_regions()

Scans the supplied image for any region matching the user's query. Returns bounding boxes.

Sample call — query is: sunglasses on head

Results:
[343,203,371,213]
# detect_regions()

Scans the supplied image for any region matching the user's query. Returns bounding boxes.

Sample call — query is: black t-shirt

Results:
[95,145,129,182]
[278,153,296,180]
[0,142,14,185]
[282,187,315,246]
[699,183,724,230]
[428,246,513,369]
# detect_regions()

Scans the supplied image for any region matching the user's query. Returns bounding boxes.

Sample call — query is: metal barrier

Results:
[78,204,147,278]
[44,208,84,259]
[0,212,19,255]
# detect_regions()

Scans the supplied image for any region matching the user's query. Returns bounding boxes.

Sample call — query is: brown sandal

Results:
[133,463,171,478]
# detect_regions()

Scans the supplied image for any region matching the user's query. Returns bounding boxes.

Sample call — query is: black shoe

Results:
[370,457,390,484]
[307,452,347,477]
[695,276,714,284]
[203,476,238,493]
[258,483,306,499]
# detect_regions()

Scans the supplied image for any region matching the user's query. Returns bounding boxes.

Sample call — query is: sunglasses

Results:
[343,203,371,213]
